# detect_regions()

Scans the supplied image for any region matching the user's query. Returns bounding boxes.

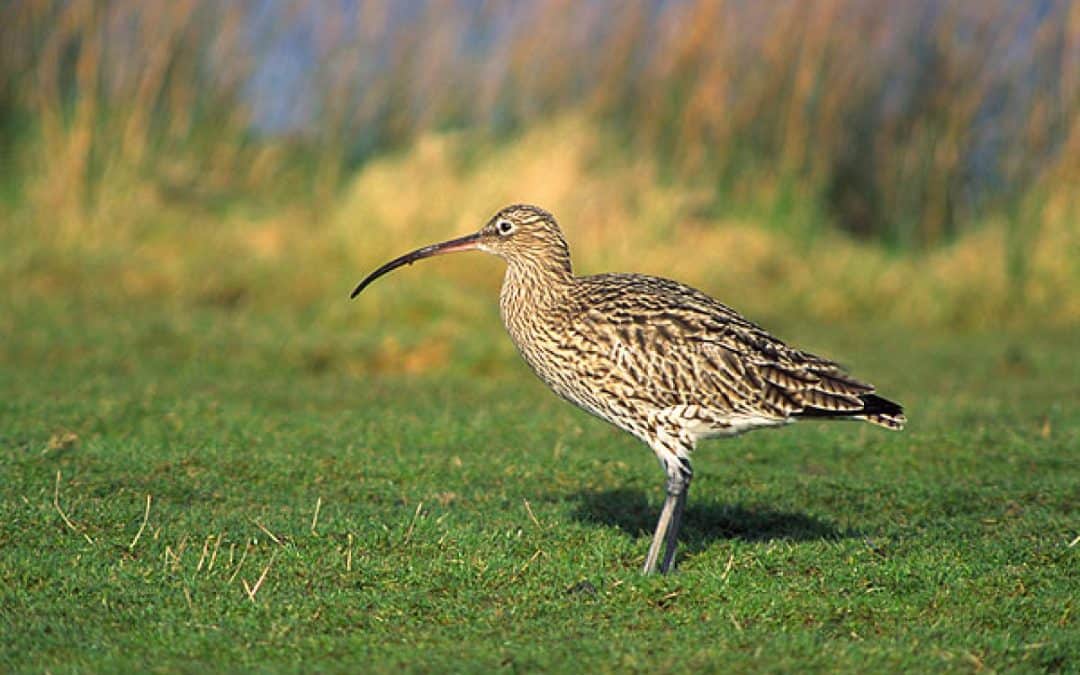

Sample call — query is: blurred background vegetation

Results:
[2,0,1078,354]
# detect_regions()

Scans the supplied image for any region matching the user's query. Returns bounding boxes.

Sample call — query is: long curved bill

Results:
[349,232,482,298]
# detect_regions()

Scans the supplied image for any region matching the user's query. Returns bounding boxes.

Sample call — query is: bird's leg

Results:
[643,489,677,575]
[643,467,692,575]
[659,482,689,574]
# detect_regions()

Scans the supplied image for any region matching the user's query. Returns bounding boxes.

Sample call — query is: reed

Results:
[2,0,1076,250]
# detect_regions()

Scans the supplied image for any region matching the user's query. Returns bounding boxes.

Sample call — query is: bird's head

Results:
[350,204,571,298]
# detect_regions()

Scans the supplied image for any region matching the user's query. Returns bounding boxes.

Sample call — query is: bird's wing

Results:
[566,274,876,422]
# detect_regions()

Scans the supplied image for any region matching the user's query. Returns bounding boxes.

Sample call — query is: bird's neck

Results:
[499,256,574,336]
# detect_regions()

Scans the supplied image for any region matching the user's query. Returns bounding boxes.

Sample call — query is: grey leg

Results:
[643,472,691,575]
[643,492,679,574]
[659,487,688,574]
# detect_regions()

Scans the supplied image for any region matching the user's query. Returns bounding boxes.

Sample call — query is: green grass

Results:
[1,291,1077,673]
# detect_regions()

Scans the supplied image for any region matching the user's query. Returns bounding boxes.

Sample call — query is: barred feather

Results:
[490,205,906,443]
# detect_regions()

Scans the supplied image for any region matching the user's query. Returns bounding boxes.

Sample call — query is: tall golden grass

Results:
[1,0,1077,330]
[5,1,1076,242]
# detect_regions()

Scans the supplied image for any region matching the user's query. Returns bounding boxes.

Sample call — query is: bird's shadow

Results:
[569,488,857,554]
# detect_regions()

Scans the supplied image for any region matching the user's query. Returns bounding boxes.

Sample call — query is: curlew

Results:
[351,204,905,574]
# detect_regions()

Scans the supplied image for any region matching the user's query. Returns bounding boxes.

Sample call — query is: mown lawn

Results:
[1,295,1077,673]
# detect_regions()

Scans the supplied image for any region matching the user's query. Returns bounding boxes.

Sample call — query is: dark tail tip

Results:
[797,393,905,430]
[859,394,904,418]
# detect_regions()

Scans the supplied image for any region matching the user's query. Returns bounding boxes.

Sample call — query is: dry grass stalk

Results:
[310,496,322,536]
[252,519,283,546]
[127,494,152,551]
[163,534,190,573]
[207,532,224,573]
[402,502,423,546]
[195,534,212,573]
[52,471,94,545]
[523,498,541,528]
[227,541,252,584]
[242,553,276,603]
[510,549,545,583]
[720,552,736,583]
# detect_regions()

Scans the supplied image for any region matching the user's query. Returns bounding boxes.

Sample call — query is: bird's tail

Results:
[798,394,906,430]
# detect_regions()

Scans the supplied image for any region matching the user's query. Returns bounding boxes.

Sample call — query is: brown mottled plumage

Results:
[351,204,905,574]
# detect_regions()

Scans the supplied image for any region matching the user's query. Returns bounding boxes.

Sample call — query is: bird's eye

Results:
[496,219,515,235]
